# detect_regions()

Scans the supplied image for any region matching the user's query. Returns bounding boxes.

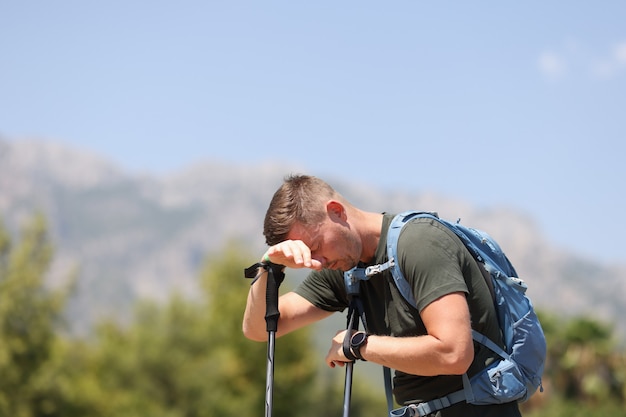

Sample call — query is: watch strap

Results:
[343,332,358,361]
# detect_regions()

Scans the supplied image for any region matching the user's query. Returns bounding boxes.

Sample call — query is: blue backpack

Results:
[344,211,546,417]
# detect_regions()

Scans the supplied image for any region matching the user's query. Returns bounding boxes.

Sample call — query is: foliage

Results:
[2,214,626,417]
[0,215,384,417]
[43,242,327,417]
[523,395,625,417]
[522,311,626,416]
[0,214,73,417]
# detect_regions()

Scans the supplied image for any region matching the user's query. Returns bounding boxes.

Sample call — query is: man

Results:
[242,175,522,417]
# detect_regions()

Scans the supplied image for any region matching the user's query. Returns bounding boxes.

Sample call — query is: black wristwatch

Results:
[350,331,368,361]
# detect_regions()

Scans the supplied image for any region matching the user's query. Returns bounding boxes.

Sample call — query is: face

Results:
[288,216,362,271]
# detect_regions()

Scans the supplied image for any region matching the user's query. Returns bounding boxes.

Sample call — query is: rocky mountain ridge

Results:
[1,138,624,339]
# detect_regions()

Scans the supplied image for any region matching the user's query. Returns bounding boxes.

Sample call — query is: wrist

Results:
[350,331,368,361]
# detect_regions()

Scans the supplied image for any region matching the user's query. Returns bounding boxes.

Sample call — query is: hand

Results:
[263,240,323,271]
[325,330,352,368]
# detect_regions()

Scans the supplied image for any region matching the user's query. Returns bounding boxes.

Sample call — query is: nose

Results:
[312,255,327,268]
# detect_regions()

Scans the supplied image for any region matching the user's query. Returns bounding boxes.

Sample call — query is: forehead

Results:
[287,221,321,245]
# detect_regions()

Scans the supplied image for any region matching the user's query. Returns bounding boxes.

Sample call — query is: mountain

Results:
[1,138,624,340]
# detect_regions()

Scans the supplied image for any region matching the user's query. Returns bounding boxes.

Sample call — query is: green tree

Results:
[557,317,617,403]
[200,242,321,417]
[46,241,328,417]
[524,311,626,417]
[0,217,393,417]
[0,214,72,417]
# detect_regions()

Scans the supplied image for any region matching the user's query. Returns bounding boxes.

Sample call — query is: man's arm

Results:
[325,292,474,375]
[242,246,332,342]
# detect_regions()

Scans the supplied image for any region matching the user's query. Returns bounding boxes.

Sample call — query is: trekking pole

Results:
[342,309,358,417]
[342,268,369,417]
[245,261,285,417]
[343,361,354,417]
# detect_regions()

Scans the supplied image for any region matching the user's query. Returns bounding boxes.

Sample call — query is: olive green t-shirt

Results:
[294,214,520,416]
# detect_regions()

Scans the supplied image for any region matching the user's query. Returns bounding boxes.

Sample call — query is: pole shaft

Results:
[343,362,353,417]
[265,331,276,417]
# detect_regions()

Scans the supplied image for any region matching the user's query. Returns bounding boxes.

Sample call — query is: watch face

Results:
[351,332,366,346]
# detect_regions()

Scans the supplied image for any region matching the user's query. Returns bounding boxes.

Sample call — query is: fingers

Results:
[328,360,346,368]
[264,240,322,270]
[326,354,348,368]
[325,330,351,368]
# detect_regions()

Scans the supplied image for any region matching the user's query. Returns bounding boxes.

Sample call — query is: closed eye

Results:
[310,242,322,257]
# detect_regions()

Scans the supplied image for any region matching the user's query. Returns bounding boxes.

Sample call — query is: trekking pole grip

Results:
[264,262,285,333]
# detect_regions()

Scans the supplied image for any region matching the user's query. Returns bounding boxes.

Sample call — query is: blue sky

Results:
[1,1,625,263]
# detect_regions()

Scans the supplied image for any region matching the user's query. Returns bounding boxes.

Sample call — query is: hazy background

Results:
[2,1,625,264]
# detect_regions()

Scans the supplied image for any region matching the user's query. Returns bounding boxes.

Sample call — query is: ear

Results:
[326,200,346,222]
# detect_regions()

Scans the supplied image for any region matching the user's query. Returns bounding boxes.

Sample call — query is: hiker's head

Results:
[263,174,363,271]
[263,174,338,246]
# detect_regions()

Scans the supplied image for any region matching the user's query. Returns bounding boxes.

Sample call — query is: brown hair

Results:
[263,174,337,246]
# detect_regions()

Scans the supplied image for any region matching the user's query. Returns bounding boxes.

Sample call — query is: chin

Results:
[337,261,357,272]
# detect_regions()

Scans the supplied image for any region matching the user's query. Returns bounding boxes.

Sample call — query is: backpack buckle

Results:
[365,258,395,276]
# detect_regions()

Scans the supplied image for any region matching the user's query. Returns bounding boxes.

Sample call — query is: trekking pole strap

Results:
[343,307,359,361]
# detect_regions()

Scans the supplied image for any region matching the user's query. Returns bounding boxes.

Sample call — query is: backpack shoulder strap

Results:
[386,211,440,307]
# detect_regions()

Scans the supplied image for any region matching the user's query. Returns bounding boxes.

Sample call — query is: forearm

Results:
[242,267,271,342]
[242,267,332,342]
[361,334,473,376]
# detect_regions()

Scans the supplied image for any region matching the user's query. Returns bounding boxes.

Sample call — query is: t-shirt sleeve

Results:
[397,217,469,312]
[293,269,349,312]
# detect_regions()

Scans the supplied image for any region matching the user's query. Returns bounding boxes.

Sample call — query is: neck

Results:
[359,211,384,263]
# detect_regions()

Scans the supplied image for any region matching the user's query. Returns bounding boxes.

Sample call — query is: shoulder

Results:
[396,216,466,259]
[293,269,348,312]
[393,216,471,311]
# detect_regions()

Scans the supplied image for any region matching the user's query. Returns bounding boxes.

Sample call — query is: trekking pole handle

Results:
[244,261,286,333]
[264,262,285,333]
